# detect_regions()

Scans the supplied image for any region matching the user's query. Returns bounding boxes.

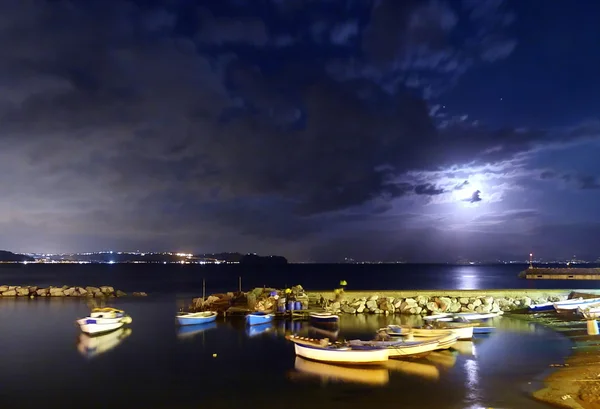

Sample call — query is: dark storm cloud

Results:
[464,190,482,203]
[414,183,445,195]
[0,0,595,259]
[538,170,600,190]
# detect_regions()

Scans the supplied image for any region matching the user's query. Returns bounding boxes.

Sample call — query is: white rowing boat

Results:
[554,298,600,312]
[387,324,473,340]
[76,315,132,335]
[286,335,389,364]
[424,312,502,322]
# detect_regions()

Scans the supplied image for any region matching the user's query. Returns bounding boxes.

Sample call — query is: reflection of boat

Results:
[529,298,582,312]
[425,351,457,368]
[451,340,475,356]
[77,328,132,359]
[246,322,273,337]
[246,312,274,326]
[387,324,473,341]
[76,315,132,335]
[293,357,389,385]
[177,322,217,339]
[176,311,217,326]
[309,312,339,325]
[287,336,389,364]
[308,326,339,340]
[554,298,600,312]
[386,359,440,380]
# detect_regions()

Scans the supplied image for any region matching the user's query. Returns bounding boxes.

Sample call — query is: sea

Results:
[0,263,591,409]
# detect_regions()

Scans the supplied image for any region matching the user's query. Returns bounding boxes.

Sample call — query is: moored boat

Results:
[529,297,582,312]
[309,312,339,325]
[290,338,389,365]
[554,298,600,312]
[76,315,132,335]
[424,312,502,322]
[348,335,449,358]
[176,311,218,326]
[387,324,473,341]
[246,311,274,326]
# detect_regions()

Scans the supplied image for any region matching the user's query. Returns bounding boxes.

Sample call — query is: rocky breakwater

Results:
[323,294,569,315]
[0,285,148,298]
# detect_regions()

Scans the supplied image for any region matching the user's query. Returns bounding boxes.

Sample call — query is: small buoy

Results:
[212,353,217,358]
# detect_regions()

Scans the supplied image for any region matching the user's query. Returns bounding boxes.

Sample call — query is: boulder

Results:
[368,295,379,301]
[410,306,423,315]
[472,299,482,308]
[467,303,475,311]
[366,300,378,311]
[36,288,49,296]
[63,287,77,296]
[28,286,38,293]
[341,304,356,314]
[448,302,462,313]
[393,299,403,309]
[426,302,439,312]
[482,296,494,305]
[400,300,417,314]
[415,295,428,306]
[100,286,114,295]
[519,297,532,307]
[77,287,88,296]
[379,298,395,314]
[475,304,492,314]
[436,297,452,312]
[49,288,64,297]
[330,302,341,312]
[0,285,8,292]
[132,292,148,297]
[459,297,469,305]
[86,286,101,294]
[491,302,501,313]
[2,290,17,296]
[16,287,30,296]
[356,303,366,313]
[116,290,127,297]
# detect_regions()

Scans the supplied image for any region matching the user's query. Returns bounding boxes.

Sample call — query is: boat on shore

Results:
[387,324,473,341]
[246,312,274,326]
[309,312,339,325]
[287,336,389,365]
[424,312,502,322]
[554,298,600,312]
[176,311,217,326]
[529,298,583,312]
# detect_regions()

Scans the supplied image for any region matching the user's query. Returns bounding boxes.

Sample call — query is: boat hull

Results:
[177,312,217,326]
[349,338,445,358]
[246,313,274,326]
[388,325,473,340]
[309,313,339,325]
[79,320,124,335]
[554,298,600,312]
[294,343,389,364]
[529,298,583,312]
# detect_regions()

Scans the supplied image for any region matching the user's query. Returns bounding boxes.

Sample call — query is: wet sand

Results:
[511,312,600,409]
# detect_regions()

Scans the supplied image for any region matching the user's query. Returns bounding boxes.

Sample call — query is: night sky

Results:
[2,0,600,262]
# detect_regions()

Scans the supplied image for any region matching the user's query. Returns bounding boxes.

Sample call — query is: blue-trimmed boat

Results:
[309,312,339,325]
[176,311,217,326]
[528,298,582,312]
[246,311,274,326]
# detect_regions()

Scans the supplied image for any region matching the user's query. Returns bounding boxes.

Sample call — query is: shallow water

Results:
[0,296,569,409]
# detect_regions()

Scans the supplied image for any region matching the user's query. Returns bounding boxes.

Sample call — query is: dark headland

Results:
[0,250,34,262]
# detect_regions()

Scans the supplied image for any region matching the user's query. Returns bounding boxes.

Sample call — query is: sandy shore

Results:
[509,312,600,408]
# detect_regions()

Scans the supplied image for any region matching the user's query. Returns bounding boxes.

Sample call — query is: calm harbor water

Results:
[0,296,570,409]
[1,263,599,294]
[0,264,583,408]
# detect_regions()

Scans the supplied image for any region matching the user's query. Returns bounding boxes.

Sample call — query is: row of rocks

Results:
[323,294,568,315]
[0,285,148,298]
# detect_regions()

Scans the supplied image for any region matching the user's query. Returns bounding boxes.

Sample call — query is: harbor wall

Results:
[522,267,600,280]
[0,285,147,297]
